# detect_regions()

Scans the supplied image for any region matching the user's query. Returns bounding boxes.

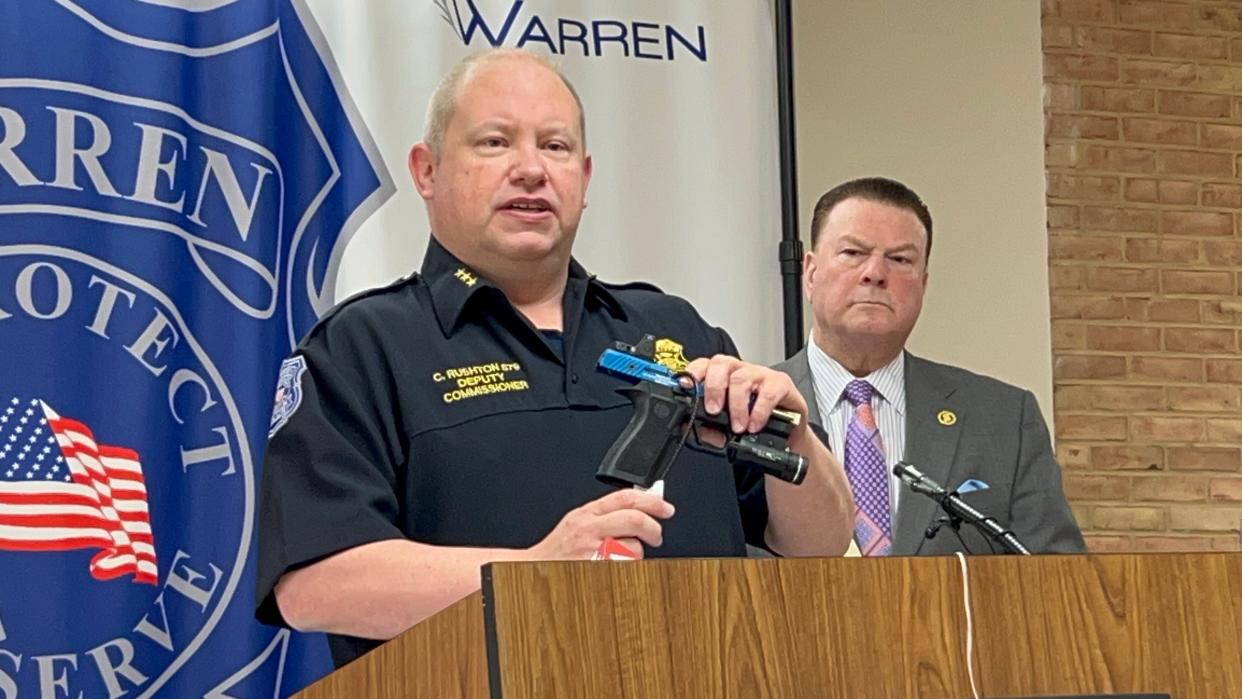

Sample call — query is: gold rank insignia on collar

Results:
[938,410,957,426]
[454,268,478,287]
[653,338,689,372]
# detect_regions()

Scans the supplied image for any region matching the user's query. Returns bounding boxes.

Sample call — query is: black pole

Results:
[775,0,803,359]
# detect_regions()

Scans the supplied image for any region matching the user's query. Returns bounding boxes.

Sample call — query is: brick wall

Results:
[1042,0,1242,552]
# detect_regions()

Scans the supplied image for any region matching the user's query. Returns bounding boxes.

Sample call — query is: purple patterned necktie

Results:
[844,379,892,556]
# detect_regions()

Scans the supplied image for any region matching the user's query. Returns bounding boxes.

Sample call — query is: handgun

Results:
[595,335,808,489]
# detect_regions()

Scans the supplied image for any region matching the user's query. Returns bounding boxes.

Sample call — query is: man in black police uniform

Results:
[255,48,854,667]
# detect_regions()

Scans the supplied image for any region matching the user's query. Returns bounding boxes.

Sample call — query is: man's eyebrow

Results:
[466,119,510,133]
[836,235,872,248]
[884,242,921,254]
[836,235,921,255]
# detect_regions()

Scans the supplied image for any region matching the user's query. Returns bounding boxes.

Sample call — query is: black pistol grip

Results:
[596,385,692,489]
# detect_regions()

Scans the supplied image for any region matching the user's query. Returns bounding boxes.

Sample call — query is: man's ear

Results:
[409,143,436,199]
[582,153,593,207]
[802,250,817,299]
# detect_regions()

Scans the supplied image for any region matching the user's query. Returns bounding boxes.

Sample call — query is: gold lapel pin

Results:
[937,410,957,426]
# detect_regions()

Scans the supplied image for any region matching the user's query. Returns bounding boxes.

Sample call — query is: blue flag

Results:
[0,1,393,696]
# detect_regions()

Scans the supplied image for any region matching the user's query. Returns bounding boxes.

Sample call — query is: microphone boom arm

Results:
[893,462,1031,555]
[936,490,1031,555]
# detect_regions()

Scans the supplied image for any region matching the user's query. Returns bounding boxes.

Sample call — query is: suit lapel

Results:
[777,349,821,426]
[893,354,963,555]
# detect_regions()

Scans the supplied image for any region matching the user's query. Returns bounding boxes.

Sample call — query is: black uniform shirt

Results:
[255,238,768,666]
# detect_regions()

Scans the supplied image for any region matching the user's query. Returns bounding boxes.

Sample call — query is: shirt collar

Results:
[806,337,907,418]
[420,236,627,336]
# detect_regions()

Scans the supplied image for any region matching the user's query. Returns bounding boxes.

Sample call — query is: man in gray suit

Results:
[775,177,1083,556]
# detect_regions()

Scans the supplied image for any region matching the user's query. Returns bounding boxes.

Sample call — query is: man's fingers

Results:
[585,488,675,518]
[684,357,710,382]
[596,509,664,547]
[746,373,799,433]
[701,355,738,415]
[726,366,762,433]
[689,356,811,434]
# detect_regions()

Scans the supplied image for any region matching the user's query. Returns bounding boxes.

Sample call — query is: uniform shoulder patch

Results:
[268,355,308,437]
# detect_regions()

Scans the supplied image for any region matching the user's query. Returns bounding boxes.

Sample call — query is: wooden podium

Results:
[295,553,1242,698]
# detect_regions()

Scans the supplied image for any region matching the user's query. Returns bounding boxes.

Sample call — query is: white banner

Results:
[307,0,784,362]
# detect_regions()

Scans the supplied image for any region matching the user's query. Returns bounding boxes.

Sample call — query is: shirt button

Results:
[571,373,580,383]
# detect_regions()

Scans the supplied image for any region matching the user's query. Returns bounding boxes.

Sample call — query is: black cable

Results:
[666,372,703,471]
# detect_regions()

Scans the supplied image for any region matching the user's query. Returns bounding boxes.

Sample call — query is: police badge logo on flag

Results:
[0,0,392,695]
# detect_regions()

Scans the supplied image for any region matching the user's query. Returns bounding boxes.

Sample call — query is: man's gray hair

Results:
[423,48,587,157]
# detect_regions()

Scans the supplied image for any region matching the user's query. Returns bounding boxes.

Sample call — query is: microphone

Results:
[891,461,1031,555]
[892,461,947,497]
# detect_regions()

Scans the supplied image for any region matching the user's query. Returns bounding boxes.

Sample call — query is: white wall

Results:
[310,1,784,363]
[306,0,1054,417]
[793,0,1055,420]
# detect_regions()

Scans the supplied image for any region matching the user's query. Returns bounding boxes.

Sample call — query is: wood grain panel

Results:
[486,557,974,698]
[293,590,488,699]
[485,555,1242,698]
[969,553,1242,698]
[294,554,1242,698]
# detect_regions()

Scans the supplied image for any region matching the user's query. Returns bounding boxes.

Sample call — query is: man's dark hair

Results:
[809,177,933,261]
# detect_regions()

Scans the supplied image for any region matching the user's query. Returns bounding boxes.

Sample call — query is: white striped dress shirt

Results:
[806,340,907,521]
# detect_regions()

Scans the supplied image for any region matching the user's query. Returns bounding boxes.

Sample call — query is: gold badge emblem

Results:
[653,338,689,372]
[454,268,478,287]
[937,410,957,426]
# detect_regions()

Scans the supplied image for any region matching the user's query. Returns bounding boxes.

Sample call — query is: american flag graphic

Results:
[0,397,157,584]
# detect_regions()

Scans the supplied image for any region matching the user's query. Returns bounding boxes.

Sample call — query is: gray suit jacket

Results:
[774,349,1085,555]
